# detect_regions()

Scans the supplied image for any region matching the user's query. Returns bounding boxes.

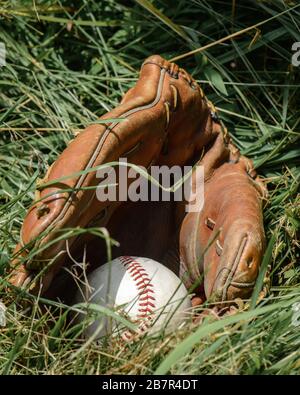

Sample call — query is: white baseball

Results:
[74,256,192,340]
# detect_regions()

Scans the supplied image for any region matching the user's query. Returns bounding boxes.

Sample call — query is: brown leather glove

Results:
[9,55,267,306]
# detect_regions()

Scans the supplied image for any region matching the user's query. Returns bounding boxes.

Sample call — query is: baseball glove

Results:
[9,55,267,306]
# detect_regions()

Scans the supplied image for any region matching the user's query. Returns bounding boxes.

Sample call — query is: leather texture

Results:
[9,55,267,305]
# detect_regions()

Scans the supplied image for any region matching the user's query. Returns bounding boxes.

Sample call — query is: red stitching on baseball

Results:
[139,295,155,301]
[139,288,154,295]
[138,307,154,313]
[119,256,156,338]
[133,274,143,281]
[139,301,155,308]
[131,269,147,276]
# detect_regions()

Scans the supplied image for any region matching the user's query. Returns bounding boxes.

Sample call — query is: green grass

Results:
[0,0,300,374]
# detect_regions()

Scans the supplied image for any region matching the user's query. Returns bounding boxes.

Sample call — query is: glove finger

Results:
[180,142,266,304]
[178,126,230,290]
[204,218,265,302]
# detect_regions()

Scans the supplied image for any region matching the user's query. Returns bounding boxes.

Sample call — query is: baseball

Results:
[74,256,192,340]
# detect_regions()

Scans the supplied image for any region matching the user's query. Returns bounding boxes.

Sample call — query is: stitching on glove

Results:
[179,67,192,85]
[169,84,178,110]
[142,60,163,68]
[123,141,142,157]
[215,239,223,256]
[230,280,256,288]
[221,235,248,301]
[164,101,170,129]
